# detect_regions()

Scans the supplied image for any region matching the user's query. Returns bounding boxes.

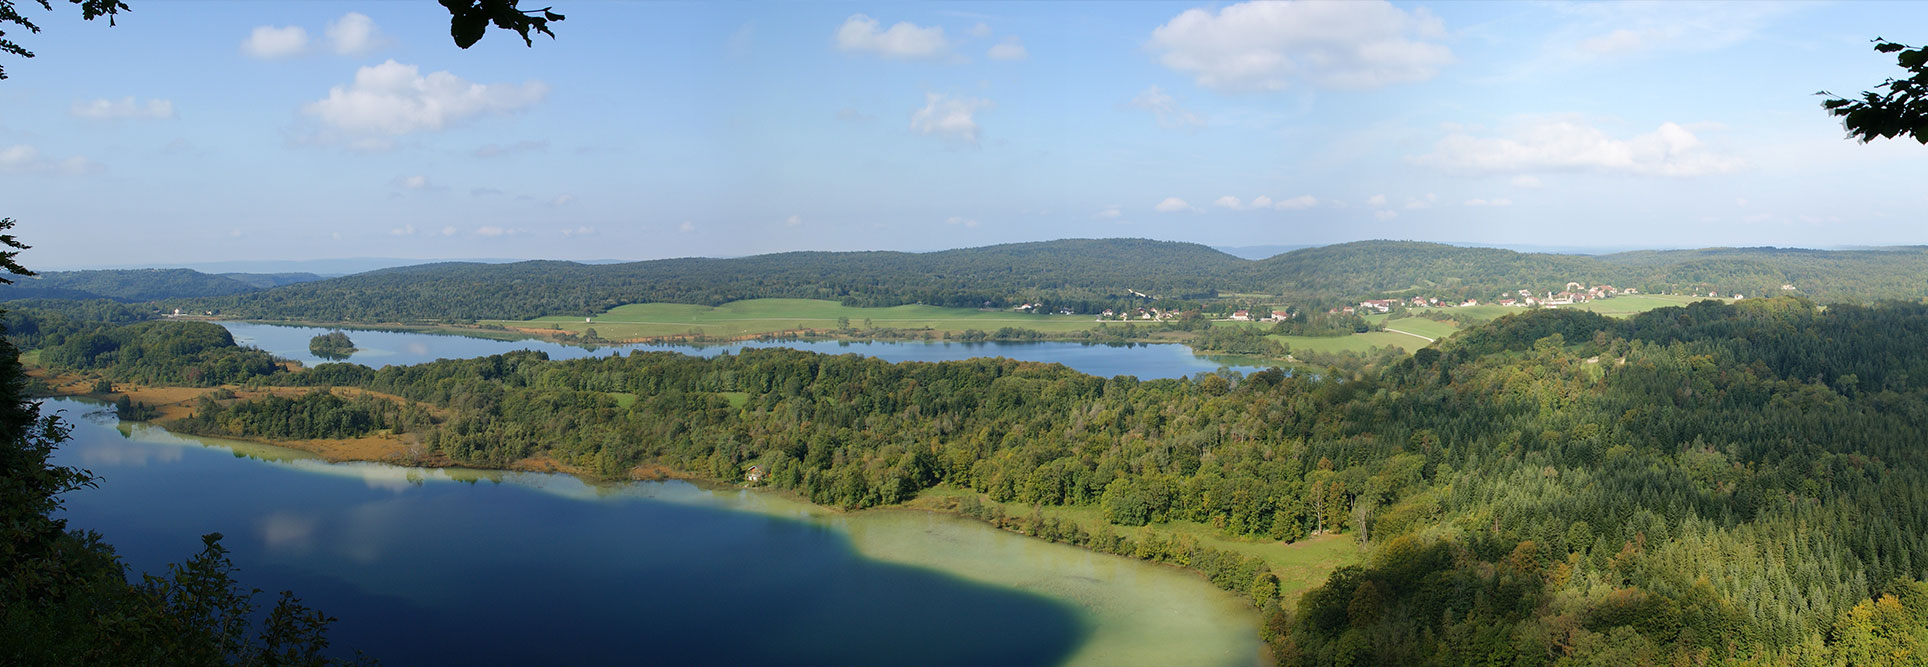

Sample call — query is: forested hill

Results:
[1594,245,1928,302]
[0,269,322,302]
[173,239,1252,321]
[144,239,1928,323]
[1248,241,1928,304]
[1248,241,1610,302]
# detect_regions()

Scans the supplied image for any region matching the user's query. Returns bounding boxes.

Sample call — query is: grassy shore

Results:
[911,485,1360,606]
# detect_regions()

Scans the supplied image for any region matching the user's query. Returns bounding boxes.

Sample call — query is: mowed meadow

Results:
[479,298,1106,340]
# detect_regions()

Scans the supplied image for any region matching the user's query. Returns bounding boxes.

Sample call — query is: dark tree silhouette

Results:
[1821,39,1928,144]
[1,0,562,80]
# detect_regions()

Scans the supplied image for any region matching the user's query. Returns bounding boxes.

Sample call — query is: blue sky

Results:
[1,1,1924,269]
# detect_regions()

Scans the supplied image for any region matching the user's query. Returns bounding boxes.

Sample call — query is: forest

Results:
[15,295,1928,664]
[0,268,319,303]
[143,239,1928,324]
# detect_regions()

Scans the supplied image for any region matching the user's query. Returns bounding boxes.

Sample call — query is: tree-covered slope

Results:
[174,238,1253,321]
[1245,241,1611,301]
[1596,245,1928,302]
[0,269,263,302]
[117,239,1928,324]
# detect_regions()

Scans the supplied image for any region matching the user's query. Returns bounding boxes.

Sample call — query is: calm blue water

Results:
[218,322,1270,380]
[49,398,1086,666]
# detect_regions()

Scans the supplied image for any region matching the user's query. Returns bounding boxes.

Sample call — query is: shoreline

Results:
[197,316,1306,367]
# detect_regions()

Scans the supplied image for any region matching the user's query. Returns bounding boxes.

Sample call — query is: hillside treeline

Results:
[18,297,1928,663]
[156,239,1928,323]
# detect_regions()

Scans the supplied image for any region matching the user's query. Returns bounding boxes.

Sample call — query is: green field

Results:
[913,485,1359,605]
[1369,316,1461,341]
[1284,294,1712,356]
[1408,294,1714,324]
[481,298,1104,340]
[1272,330,1429,355]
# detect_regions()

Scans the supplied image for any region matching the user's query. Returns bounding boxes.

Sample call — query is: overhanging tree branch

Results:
[1820,38,1928,144]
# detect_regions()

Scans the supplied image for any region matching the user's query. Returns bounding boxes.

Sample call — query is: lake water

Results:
[218,322,1270,380]
[49,398,1262,666]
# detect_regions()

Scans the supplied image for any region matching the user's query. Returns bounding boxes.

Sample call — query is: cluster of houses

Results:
[1014,302,1077,316]
[1493,284,1637,308]
[1098,307,1180,321]
[1326,283,1643,314]
[1227,309,1293,322]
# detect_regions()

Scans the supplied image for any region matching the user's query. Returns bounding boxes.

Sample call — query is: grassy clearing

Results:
[1273,330,1425,355]
[911,485,1360,605]
[1375,317,1460,341]
[480,298,1103,341]
[1564,294,1715,316]
[1407,294,1715,324]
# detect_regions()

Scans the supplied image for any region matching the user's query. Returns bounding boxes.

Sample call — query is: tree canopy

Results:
[1822,39,1928,144]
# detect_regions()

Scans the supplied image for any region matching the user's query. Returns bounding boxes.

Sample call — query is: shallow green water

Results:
[51,398,1261,666]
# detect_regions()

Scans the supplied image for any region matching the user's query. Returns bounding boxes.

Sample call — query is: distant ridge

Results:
[13,238,1928,321]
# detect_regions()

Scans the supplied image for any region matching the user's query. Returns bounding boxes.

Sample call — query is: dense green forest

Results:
[0,269,307,302]
[18,296,1928,663]
[156,239,1928,324]
[173,239,1248,321]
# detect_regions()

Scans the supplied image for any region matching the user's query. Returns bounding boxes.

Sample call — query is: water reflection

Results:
[49,397,1260,666]
[217,321,1272,380]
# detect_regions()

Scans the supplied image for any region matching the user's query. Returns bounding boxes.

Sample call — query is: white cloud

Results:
[390,224,416,236]
[562,226,595,237]
[1367,194,1388,207]
[1274,195,1318,210]
[1412,119,1743,177]
[1464,198,1513,207]
[1093,206,1123,220]
[678,220,696,233]
[987,37,1027,61]
[551,194,575,207]
[326,12,387,56]
[785,214,803,227]
[945,216,980,228]
[0,144,98,175]
[473,226,515,237]
[1154,197,1193,213]
[303,60,548,147]
[1147,0,1452,92]
[70,96,174,120]
[242,25,309,59]
[1374,210,1398,221]
[969,22,993,39]
[440,225,457,236]
[1127,85,1203,129]
[397,175,431,190]
[836,14,949,60]
[1212,194,1318,211]
[1404,193,1438,210]
[1510,174,1542,188]
[910,93,992,144]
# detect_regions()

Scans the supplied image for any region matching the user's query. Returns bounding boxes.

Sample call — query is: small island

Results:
[308,331,358,360]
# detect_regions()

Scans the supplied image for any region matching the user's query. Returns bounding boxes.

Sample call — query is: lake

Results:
[217,321,1272,380]
[49,397,1263,666]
